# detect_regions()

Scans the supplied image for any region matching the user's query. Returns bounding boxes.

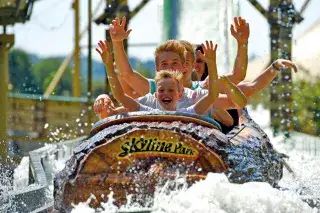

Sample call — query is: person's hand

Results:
[93,94,117,119]
[273,59,298,73]
[196,40,218,64]
[109,16,132,42]
[230,17,250,44]
[95,40,112,65]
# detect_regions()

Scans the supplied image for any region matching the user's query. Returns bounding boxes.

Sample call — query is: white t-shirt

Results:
[136,87,208,109]
[139,104,196,114]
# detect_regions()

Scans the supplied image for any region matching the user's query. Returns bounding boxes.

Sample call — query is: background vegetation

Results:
[249,77,320,136]
[8,49,154,97]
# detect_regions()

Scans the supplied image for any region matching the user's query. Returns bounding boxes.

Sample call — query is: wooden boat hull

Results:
[54,110,283,212]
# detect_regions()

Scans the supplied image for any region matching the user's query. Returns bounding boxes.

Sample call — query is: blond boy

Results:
[96,40,220,115]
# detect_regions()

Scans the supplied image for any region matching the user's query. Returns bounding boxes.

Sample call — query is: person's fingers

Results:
[95,48,102,55]
[246,23,250,32]
[230,24,236,36]
[234,17,240,29]
[126,29,132,37]
[205,40,210,50]
[121,16,127,28]
[239,17,246,26]
[209,40,213,49]
[282,60,298,73]
[291,63,298,73]
[98,41,104,50]
[100,40,107,50]
[233,17,238,28]
[115,17,120,26]
[213,43,218,51]
[201,43,207,53]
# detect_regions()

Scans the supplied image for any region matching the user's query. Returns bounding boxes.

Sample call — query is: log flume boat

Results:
[54,109,284,212]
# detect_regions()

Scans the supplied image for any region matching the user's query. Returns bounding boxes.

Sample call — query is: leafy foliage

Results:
[8,49,40,94]
[249,78,320,136]
[8,49,155,98]
[32,57,72,96]
[292,78,320,135]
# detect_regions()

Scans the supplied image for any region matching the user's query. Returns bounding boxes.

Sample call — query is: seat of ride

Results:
[91,111,222,137]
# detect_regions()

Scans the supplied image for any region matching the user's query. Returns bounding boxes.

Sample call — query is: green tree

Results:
[32,58,72,96]
[249,76,320,136]
[8,49,40,94]
[292,78,320,135]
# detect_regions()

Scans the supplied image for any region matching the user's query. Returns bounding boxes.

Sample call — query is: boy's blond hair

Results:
[154,40,186,66]
[179,40,195,63]
[154,70,183,92]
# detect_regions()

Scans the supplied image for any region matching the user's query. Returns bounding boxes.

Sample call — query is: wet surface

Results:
[54,111,284,212]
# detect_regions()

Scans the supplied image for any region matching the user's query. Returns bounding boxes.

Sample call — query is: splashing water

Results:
[66,106,320,212]
[177,0,239,74]
[69,173,317,213]
[1,106,320,212]
[0,166,14,212]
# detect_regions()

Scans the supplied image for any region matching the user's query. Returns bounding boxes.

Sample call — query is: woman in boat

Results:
[194,43,240,133]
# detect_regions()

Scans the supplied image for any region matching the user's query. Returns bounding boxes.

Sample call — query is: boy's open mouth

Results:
[161,97,172,104]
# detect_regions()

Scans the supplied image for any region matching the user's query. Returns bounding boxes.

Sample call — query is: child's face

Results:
[155,78,182,111]
[156,52,185,73]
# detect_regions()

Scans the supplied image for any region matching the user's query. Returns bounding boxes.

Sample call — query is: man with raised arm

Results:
[96,16,248,115]
[98,40,220,115]
[94,16,298,131]
[96,40,248,117]
[109,16,249,96]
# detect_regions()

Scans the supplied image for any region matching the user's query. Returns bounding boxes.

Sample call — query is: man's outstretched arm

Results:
[237,59,298,98]
[225,17,249,84]
[110,16,150,95]
[211,76,248,110]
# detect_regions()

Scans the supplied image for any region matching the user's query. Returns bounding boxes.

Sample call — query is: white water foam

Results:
[67,106,320,213]
[69,173,317,213]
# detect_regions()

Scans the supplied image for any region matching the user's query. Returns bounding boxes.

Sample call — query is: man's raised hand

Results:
[95,40,112,64]
[230,17,250,44]
[274,59,298,73]
[196,40,218,64]
[109,16,132,42]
